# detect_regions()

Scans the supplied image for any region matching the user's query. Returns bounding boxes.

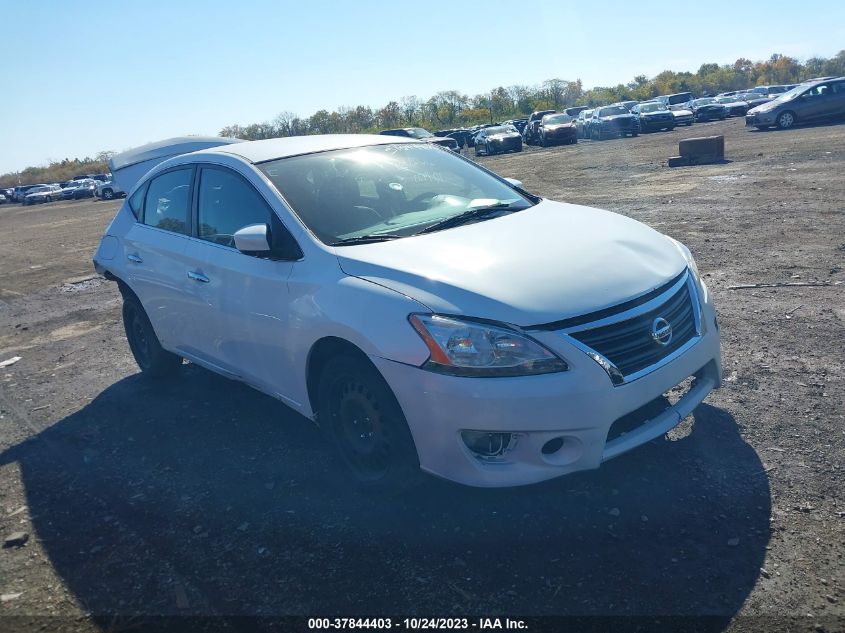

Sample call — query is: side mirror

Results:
[234,223,271,253]
[504,177,523,189]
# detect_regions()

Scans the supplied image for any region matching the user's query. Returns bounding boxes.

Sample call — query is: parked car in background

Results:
[379,128,460,151]
[73,179,98,199]
[94,133,721,488]
[13,185,39,202]
[95,179,126,200]
[715,96,750,116]
[61,181,85,200]
[631,102,676,132]
[441,129,476,149]
[473,125,523,156]
[23,184,62,205]
[576,109,594,138]
[0,193,6,204]
[522,110,556,145]
[656,92,694,111]
[691,98,727,121]
[589,105,640,139]
[746,77,845,130]
[536,113,578,146]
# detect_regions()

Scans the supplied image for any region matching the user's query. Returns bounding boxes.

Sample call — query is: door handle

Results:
[126,253,143,263]
[187,271,210,283]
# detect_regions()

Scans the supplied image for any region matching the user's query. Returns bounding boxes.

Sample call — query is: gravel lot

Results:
[0,117,843,632]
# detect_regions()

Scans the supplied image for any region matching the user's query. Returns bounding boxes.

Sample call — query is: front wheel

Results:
[103,188,114,200]
[122,296,182,378]
[777,111,796,129]
[318,355,420,490]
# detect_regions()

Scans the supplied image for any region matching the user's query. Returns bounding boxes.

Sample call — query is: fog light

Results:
[461,431,514,459]
[541,437,564,455]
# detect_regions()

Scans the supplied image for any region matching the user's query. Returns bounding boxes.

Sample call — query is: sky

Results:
[0,0,843,175]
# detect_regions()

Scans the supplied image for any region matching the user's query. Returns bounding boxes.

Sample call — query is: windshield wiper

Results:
[330,234,405,246]
[418,203,522,234]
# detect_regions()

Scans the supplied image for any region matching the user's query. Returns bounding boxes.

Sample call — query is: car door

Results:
[181,164,301,401]
[122,166,197,353]
[795,84,833,121]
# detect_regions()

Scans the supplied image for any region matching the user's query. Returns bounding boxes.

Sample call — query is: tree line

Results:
[218,52,845,141]
[3,51,842,187]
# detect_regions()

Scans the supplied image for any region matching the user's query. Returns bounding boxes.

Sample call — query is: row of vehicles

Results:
[4,174,126,206]
[411,80,840,156]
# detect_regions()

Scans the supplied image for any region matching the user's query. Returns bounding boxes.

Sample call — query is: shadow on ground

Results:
[1,364,770,629]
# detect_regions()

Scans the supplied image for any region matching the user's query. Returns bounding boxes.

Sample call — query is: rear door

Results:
[122,167,197,352]
[181,164,300,400]
[827,80,845,121]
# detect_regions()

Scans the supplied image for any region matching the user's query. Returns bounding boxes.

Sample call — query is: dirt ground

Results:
[0,117,842,632]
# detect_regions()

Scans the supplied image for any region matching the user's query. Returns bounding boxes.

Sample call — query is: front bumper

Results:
[746,111,776,127]
[374,287,721,487]
[641,116,675,129]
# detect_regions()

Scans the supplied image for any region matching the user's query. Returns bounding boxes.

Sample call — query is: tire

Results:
[122,296,182,378]
[317,355,420,491]
[777,111,796,129]
[474,144,481,157]
[103,188,114,200]
[539,134,546,147]
[46,196,52,203]
[486,142,494,156]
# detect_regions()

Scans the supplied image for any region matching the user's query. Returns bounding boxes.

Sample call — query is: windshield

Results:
[598,106,628,117]
[639,103,667,113]
[716,96,741,103]
[775,85,806,101]
[28,186,48,194]
[405,128,433,139]
[542,114,573,125]
[258,143,532,245]
[693,98,716,106]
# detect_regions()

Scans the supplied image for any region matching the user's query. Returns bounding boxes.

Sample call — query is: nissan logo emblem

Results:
[651,317,673,346]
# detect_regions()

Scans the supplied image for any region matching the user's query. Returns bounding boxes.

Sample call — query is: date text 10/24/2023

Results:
[307,618,528,630]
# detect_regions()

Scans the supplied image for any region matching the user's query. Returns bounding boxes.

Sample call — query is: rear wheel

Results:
[318,355,420,490]
[777,111,796,129]
[122,296,182,378]
[103,188,114,200]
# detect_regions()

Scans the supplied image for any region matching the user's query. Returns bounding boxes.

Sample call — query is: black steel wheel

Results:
[318,355,420,489]
[122,296,182,377]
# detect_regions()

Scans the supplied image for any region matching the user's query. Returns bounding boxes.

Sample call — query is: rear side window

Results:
[197,167,274,247]
[143,169,193,235]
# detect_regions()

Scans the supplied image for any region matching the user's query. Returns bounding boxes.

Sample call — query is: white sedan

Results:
[93,134,721,488]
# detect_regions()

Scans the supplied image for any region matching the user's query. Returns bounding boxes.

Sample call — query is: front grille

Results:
[568,281,698,378]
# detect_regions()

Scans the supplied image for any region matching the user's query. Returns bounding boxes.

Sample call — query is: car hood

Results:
[335,200,686,327]
[544,123,575,130]
[640,111,672,116]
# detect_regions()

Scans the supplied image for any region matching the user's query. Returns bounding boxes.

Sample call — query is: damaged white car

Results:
[93,134,721,488]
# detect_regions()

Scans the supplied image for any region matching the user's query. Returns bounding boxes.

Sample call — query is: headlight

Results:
[409,314,568,377]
